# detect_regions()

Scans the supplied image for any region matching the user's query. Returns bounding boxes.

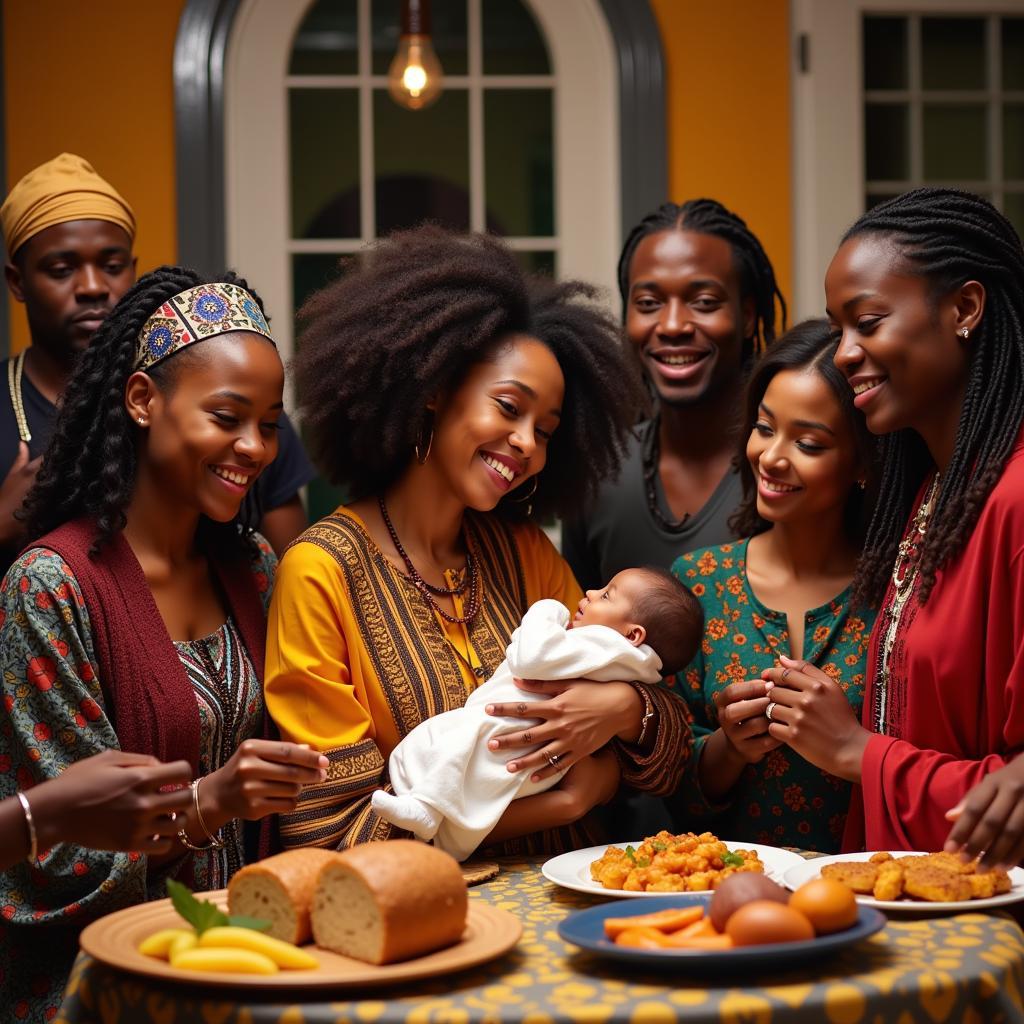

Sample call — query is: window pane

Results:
[483,0,550,74]
[865,104,909,182]
[513,251,556,276]
[1005,194,1024,241]
[372,0,468,75]
[863,17,907,91]
[922,17,986,91]
[290,0,359,75]
[1006,105,1024,181]
[1005,19,1024,90]
[374,89,470,233]
[290,89,360,239]
[484,89,553,236]
[923,104,988,181]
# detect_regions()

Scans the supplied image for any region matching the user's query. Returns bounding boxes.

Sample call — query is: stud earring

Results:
[137,416,146,425]
[959,328,970,339]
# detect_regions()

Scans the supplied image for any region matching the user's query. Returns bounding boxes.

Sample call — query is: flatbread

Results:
[460,861,500,885]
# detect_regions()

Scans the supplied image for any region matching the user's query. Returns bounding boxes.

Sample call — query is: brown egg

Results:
[709,872,789,932]
[725,900,816,946]
[789,878,858,935]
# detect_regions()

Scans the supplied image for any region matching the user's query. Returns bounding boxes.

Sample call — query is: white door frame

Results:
[791,0,1024,319]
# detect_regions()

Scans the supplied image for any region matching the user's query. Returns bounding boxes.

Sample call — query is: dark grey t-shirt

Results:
[564,420,744,840]
[563,420,744,589]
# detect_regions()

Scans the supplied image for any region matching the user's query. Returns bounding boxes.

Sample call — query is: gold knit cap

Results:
[135,282,275,372]
[1,153,136,258]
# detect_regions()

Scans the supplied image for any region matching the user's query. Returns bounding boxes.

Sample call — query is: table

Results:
[56,857,1024,1024]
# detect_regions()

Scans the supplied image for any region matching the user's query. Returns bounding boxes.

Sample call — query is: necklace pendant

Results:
[473,666,486,678]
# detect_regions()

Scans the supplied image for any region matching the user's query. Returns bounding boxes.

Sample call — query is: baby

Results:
[371,567,703,861]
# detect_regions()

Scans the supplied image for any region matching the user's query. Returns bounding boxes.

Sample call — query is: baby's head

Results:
[571,567,703,676]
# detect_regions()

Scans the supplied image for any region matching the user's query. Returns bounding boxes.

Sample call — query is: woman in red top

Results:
[755,188,1024,852]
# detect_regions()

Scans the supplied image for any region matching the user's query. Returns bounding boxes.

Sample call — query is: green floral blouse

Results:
[670,540,876,853]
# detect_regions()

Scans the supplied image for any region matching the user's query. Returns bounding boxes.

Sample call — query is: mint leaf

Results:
[625,845,637,863]
[637,858,650,868]
[167,879,228,935]
[722,851,744,868]
[227,914,272,932]
[653,841,667,852]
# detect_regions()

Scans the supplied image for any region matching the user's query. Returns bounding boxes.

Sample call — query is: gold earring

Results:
[513,476,539,516]
[414,420,434,464]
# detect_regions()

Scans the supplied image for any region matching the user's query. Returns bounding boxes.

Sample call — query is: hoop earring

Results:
[513,476,538,516]
[414,421,434,464]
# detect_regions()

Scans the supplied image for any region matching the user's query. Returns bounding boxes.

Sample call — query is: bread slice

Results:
[228,848,341,944]
[311,840,467,964]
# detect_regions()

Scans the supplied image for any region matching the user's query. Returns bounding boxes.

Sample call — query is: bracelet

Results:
[177,778,225,852]
[16,791,37,862]
[630,682,656,747]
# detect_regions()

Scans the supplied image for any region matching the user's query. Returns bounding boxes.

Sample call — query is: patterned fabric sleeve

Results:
[248,530,278,614]
[0,548,148,1018]
[613,684,694,795]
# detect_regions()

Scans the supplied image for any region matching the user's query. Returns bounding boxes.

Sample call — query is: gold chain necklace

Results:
[8,350,32,443]
[874,472,940,732]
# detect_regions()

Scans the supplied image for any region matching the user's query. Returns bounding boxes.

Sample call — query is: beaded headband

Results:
[134,282,275,372]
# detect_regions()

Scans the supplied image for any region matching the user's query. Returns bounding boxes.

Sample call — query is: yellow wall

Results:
[651,0,793,313]
[3,0,186,353]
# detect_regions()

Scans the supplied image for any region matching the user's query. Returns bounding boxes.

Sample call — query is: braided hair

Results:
[294,225,647,521]
[616,199,787,358]
[843,188,1024,607]
[21,265,273,556]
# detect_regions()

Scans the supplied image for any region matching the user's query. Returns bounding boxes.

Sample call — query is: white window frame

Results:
[791,0,1024,320]
[224,0,620,395]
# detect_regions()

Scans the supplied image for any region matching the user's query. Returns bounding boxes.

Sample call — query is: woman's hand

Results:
[944,757,1024,870]
[485,678,641,782]
[200,739,328,829]
[29,750,193,855]
[761,655,870,782]
[714,679,782,765]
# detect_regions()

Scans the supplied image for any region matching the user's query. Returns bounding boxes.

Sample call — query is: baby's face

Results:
[571,570,647,637]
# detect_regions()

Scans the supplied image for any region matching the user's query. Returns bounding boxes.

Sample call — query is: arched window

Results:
[224,0,621,363]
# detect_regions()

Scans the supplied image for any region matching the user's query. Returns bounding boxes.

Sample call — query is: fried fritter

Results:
[902,865,972,902]
[873,861,905,901]
[869,851,894,865]
[821,861,879,894]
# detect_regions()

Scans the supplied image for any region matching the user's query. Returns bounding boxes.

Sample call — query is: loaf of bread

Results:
[311,839,468,964]
[227,848,341,944]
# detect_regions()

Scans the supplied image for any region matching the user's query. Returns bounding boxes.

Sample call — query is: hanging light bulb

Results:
[388,0,443,111]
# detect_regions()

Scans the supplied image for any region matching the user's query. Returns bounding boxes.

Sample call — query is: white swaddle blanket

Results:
[371,598,664,861]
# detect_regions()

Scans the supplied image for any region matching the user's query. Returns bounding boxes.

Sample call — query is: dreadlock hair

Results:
[20,265,275,557]
[616,198,787,361]
[843,188,1024,608]
[730,319,877,548]
[294,225,647,522]
[629,566,704,677]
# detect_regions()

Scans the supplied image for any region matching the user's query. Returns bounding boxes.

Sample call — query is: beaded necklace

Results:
[378,495,482,626]
[874,472,940,732]
[8,350,32,443]
[641,418,691,532]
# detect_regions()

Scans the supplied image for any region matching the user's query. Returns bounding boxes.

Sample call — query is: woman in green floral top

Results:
[671,320,877,852]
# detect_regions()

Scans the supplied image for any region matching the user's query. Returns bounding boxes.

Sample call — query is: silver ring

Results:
[765,702,777,722]
[547,753,561,768]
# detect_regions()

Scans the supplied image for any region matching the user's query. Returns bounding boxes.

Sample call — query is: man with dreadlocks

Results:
[0,153,315,569]
[760,187,1024,854]
[562,199,786,593]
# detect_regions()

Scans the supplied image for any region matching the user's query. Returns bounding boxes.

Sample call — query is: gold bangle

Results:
[631,682,656,746]
[177,778,224,852]
[16,791,37,862]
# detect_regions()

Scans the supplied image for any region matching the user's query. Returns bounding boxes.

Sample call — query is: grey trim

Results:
[1,1,9,356]
[173,0,243,273]
[597,0,668,244]
[172,0,668,262]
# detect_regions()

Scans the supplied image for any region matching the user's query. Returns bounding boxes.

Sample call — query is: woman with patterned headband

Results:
[0,266,327,1019]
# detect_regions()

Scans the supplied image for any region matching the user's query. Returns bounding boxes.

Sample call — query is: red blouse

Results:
[845,436,1024,852]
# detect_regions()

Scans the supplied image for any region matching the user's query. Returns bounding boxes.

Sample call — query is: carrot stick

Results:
[612,926,671,949]
[664,917,716,942]
[604,905,704,938]
[664,933,735,950]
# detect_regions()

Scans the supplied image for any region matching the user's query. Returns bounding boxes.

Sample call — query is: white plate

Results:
[783,851,1024,912]
[542,840,806,898]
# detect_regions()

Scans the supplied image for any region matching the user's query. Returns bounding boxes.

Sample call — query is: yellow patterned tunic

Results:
[266,508,692,852]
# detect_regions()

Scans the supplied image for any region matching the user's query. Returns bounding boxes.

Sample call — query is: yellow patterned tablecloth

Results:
[57,857,1024,1024]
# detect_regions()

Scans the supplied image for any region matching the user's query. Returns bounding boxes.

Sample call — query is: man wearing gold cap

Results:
[0,153,314,567]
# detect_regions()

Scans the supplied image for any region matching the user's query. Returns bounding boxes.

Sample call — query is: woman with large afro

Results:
[265,226,695,853]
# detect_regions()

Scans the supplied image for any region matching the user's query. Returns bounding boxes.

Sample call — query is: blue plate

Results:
[557,894,887,972]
